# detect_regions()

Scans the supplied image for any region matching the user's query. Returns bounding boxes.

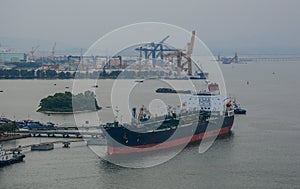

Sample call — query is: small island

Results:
[37,91,101,113]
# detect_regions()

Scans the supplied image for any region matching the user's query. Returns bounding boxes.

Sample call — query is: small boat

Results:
[62,141,70,148]
[31,143,54,151]
[189,72,208,80]
[234,108,247,114]
[0,145,25,167]
[0,90,3,93]
[233,101,247,114]
[135,80,144,83]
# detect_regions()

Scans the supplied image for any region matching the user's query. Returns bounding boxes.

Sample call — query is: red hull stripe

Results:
[108,125,232,155]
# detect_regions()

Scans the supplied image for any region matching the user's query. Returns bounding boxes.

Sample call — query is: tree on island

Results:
[37,91,101,113]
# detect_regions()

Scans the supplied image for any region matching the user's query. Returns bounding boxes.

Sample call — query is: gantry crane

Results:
[135,35,178,66]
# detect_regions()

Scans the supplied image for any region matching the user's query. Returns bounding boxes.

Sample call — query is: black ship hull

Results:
[103,115,234,155]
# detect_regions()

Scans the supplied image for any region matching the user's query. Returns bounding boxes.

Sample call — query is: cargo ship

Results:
[102,85,234,155]
[100,30,235,155]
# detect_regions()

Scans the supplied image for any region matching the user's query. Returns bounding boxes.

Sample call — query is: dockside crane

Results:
[27,45,40,62]
[185,30,195,75]
[165,30,196,75]
[147,35,170,60]
[135,35,178,66]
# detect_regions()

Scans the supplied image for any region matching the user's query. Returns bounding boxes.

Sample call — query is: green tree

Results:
[46,70,57,78]
[38,91,100,113]
[0,122,19,134]
[65,72,72,79]
[58,72,66,79]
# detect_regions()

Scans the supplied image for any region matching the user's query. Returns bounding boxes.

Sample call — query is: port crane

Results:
[135,35,178,66]
[134,31,198,76]
[27,45,40,62]
[164,30,196,75]
[146,35,170,59]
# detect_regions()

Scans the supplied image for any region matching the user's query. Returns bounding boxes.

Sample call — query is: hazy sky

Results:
[1,0,300,54]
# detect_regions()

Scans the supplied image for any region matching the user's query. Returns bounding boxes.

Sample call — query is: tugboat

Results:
[0,145,25,167]
[233,101,247,115]
[234,107,247,114]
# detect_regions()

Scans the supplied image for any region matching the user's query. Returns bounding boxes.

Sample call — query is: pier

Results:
[15,129,105,138]
[5,139,84,152]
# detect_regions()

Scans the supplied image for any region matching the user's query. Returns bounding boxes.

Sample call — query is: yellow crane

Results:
[165,30,196,76]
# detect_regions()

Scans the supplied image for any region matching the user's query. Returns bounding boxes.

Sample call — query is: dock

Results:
[5,139,84,151]
[15,129,105,138]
